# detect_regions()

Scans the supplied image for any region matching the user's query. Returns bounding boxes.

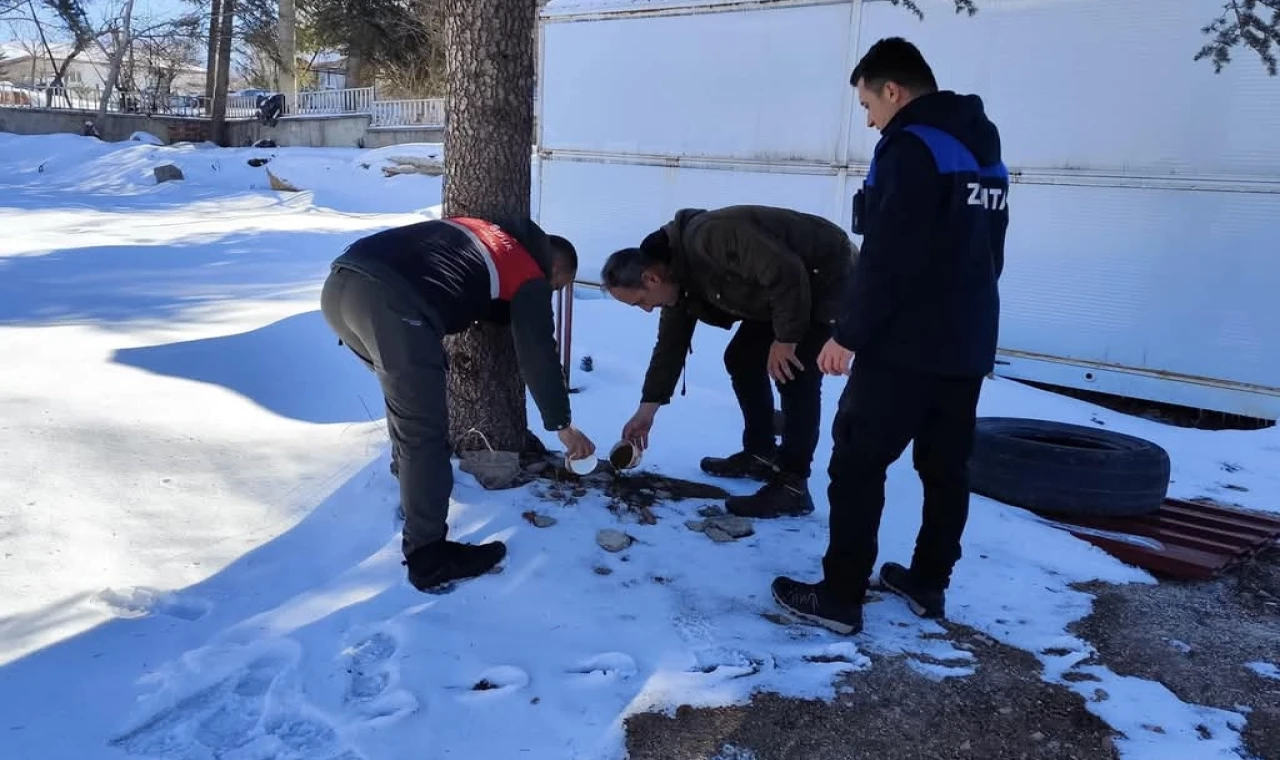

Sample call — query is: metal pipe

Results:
[555,286,565,374]
[562,282,575,387]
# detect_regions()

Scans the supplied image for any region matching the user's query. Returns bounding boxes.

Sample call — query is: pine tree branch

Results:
[890,0,1278,76]
[1193,0,1278,75]
[880,0,977,20]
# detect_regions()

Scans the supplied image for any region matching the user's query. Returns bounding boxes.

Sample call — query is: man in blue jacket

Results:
[772,37,1009,634]
[321,215,596,593]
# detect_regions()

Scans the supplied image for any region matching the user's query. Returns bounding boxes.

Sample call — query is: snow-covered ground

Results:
[0,134,1276,760]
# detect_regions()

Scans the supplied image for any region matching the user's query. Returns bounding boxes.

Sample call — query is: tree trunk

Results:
[277,0,296,109]
[205,0,222,101]
[209,0,236,145]
[96,0,137,124]
[345,53,366,88]
[28,3,76,109]
[440,0,539,454]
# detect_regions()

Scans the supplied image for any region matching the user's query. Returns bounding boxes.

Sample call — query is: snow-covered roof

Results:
[541,0,816,17]
[0,41,110,65]
[1,41,206,75]
[309,50,346,66]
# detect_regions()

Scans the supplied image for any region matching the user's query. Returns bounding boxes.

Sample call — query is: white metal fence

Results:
[0,84,444,128]
[2,83,194,115]
[293,87,377,115]
[371,98,445,127]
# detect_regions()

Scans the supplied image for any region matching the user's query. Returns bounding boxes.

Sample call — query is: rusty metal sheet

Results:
[1049,498,1280,580]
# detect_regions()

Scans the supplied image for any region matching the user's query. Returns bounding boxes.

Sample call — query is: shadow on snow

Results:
[112,310,384,425]
[0,229,363,327]
[0,457,413,760]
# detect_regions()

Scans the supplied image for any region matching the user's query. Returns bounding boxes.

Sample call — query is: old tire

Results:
[969,417,1170,517]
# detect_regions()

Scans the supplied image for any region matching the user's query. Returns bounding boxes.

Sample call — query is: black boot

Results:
[725,473,814,518]
[878,562,946,619]
[699,450,778,482]
[404,539,507,593]
[771,577,862,635]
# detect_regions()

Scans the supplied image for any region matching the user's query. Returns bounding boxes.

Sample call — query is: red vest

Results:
[447,216,546,301]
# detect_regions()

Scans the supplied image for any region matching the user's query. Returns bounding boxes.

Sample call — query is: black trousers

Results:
[320,266,452,559]
[723,320,830,478]
[821,358,984,602]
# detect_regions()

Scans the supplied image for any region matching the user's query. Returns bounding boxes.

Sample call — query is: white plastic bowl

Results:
[566,454,599,475]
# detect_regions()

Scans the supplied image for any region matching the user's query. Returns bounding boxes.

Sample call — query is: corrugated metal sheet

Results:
[1050,498,1280,580]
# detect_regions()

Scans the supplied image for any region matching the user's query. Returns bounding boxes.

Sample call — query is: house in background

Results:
[299,53,348,91]
[0,42,102,88]
[0,41,205,96]
[144,59,206,97]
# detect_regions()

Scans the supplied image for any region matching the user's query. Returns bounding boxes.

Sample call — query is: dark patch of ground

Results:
[1070,546,1280,760]
[520,437,1277,759]
[626,623,1119,760]
[623,549,1280,760]
[523,451,730,518]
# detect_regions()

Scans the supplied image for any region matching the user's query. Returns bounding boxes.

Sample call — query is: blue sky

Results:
[2,0,210,44]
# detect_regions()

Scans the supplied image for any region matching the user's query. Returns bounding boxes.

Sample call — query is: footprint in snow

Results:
[456,665,530,702]
[93,586,212,621]
[686,649,774,682]
[567,652,638,683]
[799,641,868,667]
[111,641,361,760]
[340,627,418,726]
[684,643,868,685]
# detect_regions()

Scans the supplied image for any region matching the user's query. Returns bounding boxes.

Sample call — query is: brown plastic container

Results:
[608,440,643,470]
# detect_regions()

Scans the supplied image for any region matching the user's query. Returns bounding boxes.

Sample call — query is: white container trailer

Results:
[535,0,1280,420]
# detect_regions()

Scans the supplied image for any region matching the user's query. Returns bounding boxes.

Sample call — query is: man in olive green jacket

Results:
[602,205,857,517]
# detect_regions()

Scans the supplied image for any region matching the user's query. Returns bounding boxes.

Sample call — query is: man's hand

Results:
[817,338,854,376]
[621,403,659,450]
[557,425,597,461]
[767,341,804,383]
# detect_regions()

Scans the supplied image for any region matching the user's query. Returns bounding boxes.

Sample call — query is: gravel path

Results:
[626,548,1280,760]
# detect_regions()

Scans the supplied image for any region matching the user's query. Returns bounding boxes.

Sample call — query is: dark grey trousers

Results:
[320,266,452,558]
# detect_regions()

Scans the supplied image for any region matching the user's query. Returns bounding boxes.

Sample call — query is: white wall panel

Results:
[535,0,1280,416]
[999,180,1280,391]
[536,158,844,277]
[852,0,1280,177]
[545,0,769,15]
[541,3,852,161]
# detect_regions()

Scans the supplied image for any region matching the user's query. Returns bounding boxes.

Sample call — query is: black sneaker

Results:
[725,473,814,518]
[878,562,946,619]
[771,577,862,635]
[404,540,507,593]
[700,450,778,481]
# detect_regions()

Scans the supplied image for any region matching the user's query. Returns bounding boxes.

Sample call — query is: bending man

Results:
[321,215,596,593]
[601,205,856,518]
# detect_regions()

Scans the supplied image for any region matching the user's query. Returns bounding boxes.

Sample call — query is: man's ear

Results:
[550,261,575,289]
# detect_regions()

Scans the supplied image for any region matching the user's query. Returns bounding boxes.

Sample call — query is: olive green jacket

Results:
[640,205,858,404]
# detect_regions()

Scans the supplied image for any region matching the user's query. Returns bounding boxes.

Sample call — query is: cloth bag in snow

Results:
[458,428,521,490]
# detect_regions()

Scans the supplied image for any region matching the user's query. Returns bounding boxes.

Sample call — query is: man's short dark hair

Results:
[600,247,661,290]
[600,227,673,290]
[600,247,646,290]
[548,234,578,272]
[850,37,938,94]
